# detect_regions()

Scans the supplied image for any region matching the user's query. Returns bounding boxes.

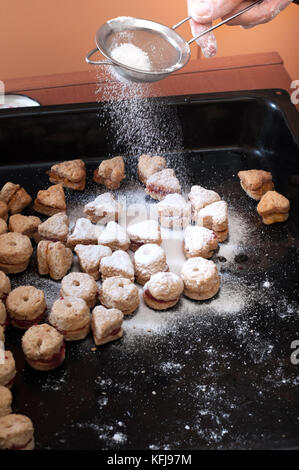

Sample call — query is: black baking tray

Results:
[0,89,299,450]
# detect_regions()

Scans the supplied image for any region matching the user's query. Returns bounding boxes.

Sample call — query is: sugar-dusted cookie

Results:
[100,277,139,315]
[183,225,218,259]
[127,219,162,252]
[98,221,130,251]
[6,286,46,330]
[60,272,98,308]
[22,324,65,371]
[99,250,134,282]
[67,218,101,249]
[188,185,221,212]
[143,272,183,310]
[84,192,121,225]
[194,201,228,242]
[0,271,10,303]
[138,154,167,185]
[91,306,124,346]
[74,244,112,280]
[134,244,168,285]
[181,257,221,301]
[157,193,192,229]
[146,169,181,201]
[49,297,90,341]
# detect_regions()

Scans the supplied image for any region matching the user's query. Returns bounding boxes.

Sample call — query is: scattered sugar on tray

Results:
[110,43,151,72]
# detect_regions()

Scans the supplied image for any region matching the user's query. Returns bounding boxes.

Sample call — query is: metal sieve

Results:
[86,0,262,83]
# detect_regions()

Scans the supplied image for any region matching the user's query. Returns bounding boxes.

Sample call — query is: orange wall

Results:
[0,0,298,81]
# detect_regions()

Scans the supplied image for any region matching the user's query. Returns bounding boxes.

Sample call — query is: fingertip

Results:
[190,1,213,23]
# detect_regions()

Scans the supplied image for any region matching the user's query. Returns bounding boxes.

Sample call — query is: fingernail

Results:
[191,1,213,21]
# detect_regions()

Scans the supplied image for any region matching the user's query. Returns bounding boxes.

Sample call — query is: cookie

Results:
[0,386,12,418]
[99,250,134,282]
[0,272,11,302]
[67,218,101,249]
[183,226,218,259]
[38,212,69,243]
[127,219,162,252]
[93,156,126,189]
[181,257,221,300]
[194,201,229,242]
[60,272,98,308]
[48,159,86,191]
[0,183,32,215]
[0,202,8,222]
[0,351,16,389]
[49,297,91,341]
[98,221,130,251]
[84,192,121,225]
[0,220,7,236]
[0,326,4,344]
[137,154,167,185]
[91,306,124,346]
[22,324,65,370]
[0,233,33,274]
[134,244,169,285]
[8,214,41,239]
[6,286,46,330]
[145,169,181,201]
[74,244,112,280]
[257,190,290,225]
[33,184,66,216]
[0,414,34,450]
[188,185,221,212]
[143,272,184,310]
[157,193,192,229]
[238,170,274,201]
[0,301,8,331]
[37,240,73,280]
[100,277,139,315]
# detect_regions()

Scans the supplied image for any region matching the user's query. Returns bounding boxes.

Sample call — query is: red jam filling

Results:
[10,438,33,451]
[103,327,121,339]
[147,185,175,197]
[11,308,46,329]
[0,293,8,302]
[5,376,15,388]
[34,343,65,368]
[144,289,178,303]
[55,322,88,336]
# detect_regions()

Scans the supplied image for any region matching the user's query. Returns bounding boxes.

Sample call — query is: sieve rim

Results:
[94,16,191,76]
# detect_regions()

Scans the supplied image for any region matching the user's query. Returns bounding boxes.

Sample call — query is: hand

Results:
[188,0,292,58]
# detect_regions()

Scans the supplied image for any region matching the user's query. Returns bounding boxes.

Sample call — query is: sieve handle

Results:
[85,48,114,66]
[172,0,263,45]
